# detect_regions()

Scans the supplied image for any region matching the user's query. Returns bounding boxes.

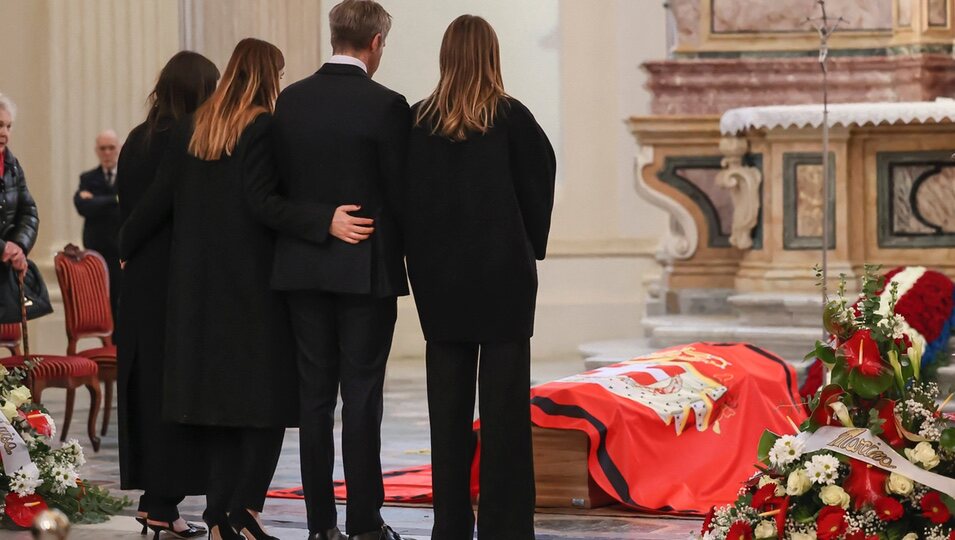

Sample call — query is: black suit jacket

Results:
[75,166,120,257]
[270,63,410,297]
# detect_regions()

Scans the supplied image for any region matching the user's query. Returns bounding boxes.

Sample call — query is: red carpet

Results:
[267,464,434,504]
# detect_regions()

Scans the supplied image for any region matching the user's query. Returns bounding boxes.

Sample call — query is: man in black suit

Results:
[74,129,122,319]
[270,2,409,539]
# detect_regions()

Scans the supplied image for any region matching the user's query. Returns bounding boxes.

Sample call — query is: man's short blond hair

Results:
[329,0,392,52]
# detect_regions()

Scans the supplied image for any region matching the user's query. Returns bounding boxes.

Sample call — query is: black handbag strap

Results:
[17,271,28,357]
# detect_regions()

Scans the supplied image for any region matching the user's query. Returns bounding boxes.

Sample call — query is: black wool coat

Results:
[404,97,556,343]
[115,121,205,495]
[270,63,410,297]
[120,114,327,427]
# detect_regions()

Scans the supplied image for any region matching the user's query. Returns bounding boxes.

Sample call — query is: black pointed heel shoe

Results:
[202,510,244,540]
[136,515,148,535]
[147,520,208,539]
[229,509,279,540]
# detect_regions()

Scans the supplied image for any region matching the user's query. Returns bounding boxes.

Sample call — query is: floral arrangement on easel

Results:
[0,360,128,528]
[698,266,955,540]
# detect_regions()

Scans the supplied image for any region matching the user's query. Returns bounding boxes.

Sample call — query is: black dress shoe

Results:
[309,527,346,540]
[348,525,402,540]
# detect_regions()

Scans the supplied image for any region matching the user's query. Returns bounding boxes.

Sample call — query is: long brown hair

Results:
[144,51,219,143]
[189,38,284,160]
[415,15,507,142]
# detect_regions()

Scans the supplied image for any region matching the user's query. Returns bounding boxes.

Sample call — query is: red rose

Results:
[4,493,48,528]
[843,330,884,376]
[726,521,753,540]
[750,483,778,510]
[843,459,888,510]
[874,496,904,521]
[921,491,951,524]
[816,506,847,540]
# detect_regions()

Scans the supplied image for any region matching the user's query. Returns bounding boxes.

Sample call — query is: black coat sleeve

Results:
[507,100,556,260]
[119,153,175,261]
[74,172,117,219]
[8,161,39,254]
[242,116,332,244]
[378,94,412,220]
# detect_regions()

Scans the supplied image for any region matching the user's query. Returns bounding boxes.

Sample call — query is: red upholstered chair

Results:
[54,244,117,438]
[0,323,22,355]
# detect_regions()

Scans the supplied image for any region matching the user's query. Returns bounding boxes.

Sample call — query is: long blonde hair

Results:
[415,15,507,142]
[189,38,284,160]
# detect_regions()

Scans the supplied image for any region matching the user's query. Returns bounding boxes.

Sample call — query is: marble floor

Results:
[4,354,702,539]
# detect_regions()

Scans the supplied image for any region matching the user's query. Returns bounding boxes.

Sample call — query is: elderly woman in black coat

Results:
[0,93,39,277]
[116,51,219,538]
[404,16,556,540]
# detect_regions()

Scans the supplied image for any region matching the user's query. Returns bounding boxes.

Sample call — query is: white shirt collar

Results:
[328,54,368,74]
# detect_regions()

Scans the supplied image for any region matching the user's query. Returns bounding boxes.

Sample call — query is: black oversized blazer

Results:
[74,166,120,257]
[270,63,411,297]
[404,97,556,343]
[120,114,327,427]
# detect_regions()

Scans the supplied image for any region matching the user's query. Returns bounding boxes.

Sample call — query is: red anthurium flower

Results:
[843,330,884,376]
[726,521,753,540]
[4,493,48,528]
[949,529,955,540]
[810,385,846,427]
[816,506,848,540]
[766,495,789,538]
[843,459,888,510]
[750,483,777,510]
[875,400,905,448]
[20,411,53,437]
[874,496,904,521]
[922,491,951,524]
[701,506,715,534]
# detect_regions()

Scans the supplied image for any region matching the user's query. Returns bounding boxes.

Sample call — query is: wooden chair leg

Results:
[60,388,76,442]
[85,379,102,452]
[100,380,113,436]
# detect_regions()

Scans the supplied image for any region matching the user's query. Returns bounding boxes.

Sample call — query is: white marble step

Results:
[728,292,824,327]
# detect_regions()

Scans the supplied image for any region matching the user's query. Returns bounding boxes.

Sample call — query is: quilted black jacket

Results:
[0,148,39,254]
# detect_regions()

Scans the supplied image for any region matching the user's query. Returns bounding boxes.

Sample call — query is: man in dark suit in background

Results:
[270,1,409,539]
[75,129,122,319]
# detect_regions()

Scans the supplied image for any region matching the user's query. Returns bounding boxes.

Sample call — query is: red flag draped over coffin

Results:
[529,342,806,514]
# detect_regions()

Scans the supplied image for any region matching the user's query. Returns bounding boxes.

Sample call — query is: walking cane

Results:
[17,271,30,357]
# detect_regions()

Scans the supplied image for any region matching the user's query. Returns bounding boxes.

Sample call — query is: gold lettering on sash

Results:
[826,428,895,469]
[0,424,18,455]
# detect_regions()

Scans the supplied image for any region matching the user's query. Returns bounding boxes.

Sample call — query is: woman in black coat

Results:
[404,16,556,540]
[120,39,327,540]
[0,93,39,278]
[115,51,218,539]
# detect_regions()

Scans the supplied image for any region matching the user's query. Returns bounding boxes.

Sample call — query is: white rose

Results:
[0,365,8,378]
[7,386,30,407]
[753,520,776,539]
[787,468,812,496]
[886,472,914,496]
[820,485,851,509]
[905,441,940,470]
[758,475,785,497]
[0,400,17,421]
[791,532,817,540]
[902,534,918,540]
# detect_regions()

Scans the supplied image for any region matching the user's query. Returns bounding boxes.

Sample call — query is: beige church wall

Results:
[0,0,180,355]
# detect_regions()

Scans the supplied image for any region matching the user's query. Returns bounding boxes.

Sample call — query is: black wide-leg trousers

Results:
[205,427,286,515]
[426,340,536,540]
[287,291,397,536]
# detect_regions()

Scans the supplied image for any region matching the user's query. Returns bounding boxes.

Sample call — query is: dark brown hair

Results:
[145,51,219,139]
[329,0,392,52]
[189,38,284,161]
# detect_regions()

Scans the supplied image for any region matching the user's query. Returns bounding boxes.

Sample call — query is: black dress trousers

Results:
[426,340,536,540]
[286,291,398,535]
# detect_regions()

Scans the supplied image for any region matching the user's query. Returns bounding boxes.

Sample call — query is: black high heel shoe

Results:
[202,511,244,540]
[230,509,279,540]
[146,520,207,539]
[135,515,148,535]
